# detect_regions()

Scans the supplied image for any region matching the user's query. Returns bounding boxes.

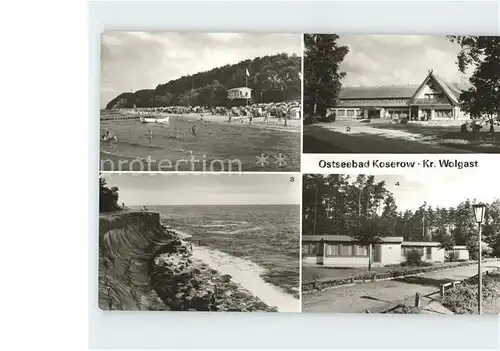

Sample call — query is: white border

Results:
[89,1,500,350]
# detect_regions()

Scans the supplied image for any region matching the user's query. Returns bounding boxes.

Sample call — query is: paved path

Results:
[303,124,472,154]
[302,261,500,313]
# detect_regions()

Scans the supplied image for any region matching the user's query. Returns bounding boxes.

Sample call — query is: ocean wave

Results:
[208,226,263,235]
[168,229,192,239]
[211,220,248,225]
[191,245,299,312]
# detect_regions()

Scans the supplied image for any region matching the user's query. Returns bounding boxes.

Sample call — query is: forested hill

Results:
[105,53,301,109]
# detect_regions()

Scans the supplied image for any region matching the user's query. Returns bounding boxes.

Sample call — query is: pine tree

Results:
[449,36,500,131]
[303,34,349,123]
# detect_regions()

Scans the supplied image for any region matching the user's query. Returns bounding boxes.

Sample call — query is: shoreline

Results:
[151,237,277,311]
[152,228,299,312]
[101,112,301,133]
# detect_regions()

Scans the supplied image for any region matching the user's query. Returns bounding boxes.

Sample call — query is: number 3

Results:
[290,177,295,182]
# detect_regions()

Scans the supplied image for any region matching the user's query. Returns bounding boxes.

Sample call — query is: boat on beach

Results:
[140,116,170,124]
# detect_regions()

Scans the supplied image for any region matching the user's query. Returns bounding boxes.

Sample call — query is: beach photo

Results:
[100,32,302,172]
[303,35,500,153]
[99,172,301,312]
[301,174,500,314]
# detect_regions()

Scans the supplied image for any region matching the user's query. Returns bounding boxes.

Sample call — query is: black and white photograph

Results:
[99,173,300,312]
[303,35,500,153]
[301,174,500,314]
[100,32,302,172]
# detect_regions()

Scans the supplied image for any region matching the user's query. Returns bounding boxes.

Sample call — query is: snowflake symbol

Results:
[274,153,288,167]
[256,153,269,167]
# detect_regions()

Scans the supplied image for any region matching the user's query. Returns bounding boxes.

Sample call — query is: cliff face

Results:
[98,211,176,310]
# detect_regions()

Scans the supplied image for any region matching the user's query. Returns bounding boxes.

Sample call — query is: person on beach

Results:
[191,125,197,137]
[144,129,153,141]
[101,130,111,141]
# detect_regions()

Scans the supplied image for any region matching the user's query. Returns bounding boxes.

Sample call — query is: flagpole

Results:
[246,68,248,106]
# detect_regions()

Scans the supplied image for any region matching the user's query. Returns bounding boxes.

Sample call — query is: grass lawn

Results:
[370,121,500,153]
[440,269,500,314]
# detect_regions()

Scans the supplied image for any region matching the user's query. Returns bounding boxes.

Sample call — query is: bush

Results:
[447,251,459,262]
[317,112,336,123]
[404,249,423,266]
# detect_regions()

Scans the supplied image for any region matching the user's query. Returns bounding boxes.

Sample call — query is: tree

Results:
[99,177,121,213]
[435,227,456,251]
[106,53,301,108]
[303,34,349,122]
[483,199,500,257]
[354,216,384,271]
[448,36,500,131]
[380,194,398,237]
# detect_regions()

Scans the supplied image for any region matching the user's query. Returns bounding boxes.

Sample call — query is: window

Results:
[336,109,345,117]
[339,244,353,256]
[354,245,368,256]
[426,247,432,260]
[435,109,452,118]
[356,110,363,117]
[346,109,355,117]
[304,243,319,256]
[325,244,339,257]
[402,247,424,256]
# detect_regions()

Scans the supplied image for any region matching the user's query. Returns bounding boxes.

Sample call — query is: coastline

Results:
[156,227,299,312]
[151,236,280,312]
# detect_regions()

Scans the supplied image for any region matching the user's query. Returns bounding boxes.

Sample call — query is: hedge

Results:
[303,260,495,293]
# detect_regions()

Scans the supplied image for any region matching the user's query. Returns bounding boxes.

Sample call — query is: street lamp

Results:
[472,203,486,315]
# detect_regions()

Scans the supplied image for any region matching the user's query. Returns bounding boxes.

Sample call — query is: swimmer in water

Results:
[191,125,196,136]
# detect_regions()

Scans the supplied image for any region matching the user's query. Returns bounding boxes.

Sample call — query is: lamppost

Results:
[472,203,486,315]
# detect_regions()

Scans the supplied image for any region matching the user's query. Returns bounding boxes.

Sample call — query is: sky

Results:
[101,32,302,108]
[337,35,472,87]
[360,173,500,212]
[103,173,300,206]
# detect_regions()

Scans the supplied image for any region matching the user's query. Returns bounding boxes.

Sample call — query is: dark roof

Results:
[401,241,441,247]
[302,235,404,243]
[339,85,419,99]
[339,72,472,102]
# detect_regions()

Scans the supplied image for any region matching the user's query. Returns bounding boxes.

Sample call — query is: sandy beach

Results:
[100,113,301,172]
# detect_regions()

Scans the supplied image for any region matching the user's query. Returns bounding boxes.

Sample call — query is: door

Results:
[373,244,382,263]
[316,241,324,265]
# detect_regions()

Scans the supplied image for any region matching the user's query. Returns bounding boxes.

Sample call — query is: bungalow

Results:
[302,235,403,267]
[401,241,445,263]
[329,70,470,121]
[303,235,471,267]
[445,245,470,261]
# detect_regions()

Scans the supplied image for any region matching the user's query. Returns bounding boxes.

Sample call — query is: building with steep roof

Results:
[331,70,471,121]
